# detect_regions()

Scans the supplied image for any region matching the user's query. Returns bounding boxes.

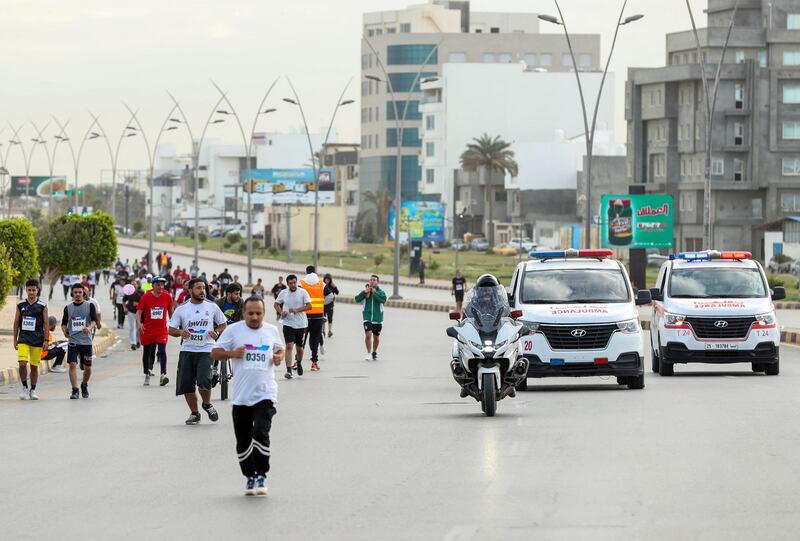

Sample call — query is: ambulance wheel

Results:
[659,359,674,376]
[627,374,645,390]
[751,363,765,373]
[765,358,780,376]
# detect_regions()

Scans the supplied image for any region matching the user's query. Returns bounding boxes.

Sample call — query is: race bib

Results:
[243,344,270,371]
[71,317,86,332]
[186,328,207,342]
[150,307,164,320]
[455,283,463,291]
[21,316,37,332]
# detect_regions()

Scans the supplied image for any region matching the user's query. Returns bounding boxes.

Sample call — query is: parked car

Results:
[210,225,235,238]
[493,243,522,256]
[451,240,467,251]
[508,237,536,252]
[470,238,489,251]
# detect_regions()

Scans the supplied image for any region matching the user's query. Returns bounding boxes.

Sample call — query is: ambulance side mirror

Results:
[636,290,652,306]
[772,287,786,301]
[649,288,663,302]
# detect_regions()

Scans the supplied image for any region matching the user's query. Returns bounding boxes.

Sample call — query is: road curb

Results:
[774,302,800,310]
[1,329,117,386]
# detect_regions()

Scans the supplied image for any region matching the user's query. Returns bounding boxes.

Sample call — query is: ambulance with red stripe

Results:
[509,249,652,391]
[649,251,784,376]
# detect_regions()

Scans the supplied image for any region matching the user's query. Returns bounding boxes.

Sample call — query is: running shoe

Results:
[143,375,150,386]
[160,374,169,386]
[327,331,333,338]
[311,362,320,371]
[29,389,39,400]
[50,366,66,373]
[70,388,80,400]
[19,388,28,400]
[372,352,378,361]
[203,403,219,422]
[364,353,372,362]
[296,362,304,376]
[185,412,201,425]
[81,384,89,398]
[148,369,155,377]
[244,477,256,496]
[284,371,293,380]
[130,345,136,351]
[255,475,268,496]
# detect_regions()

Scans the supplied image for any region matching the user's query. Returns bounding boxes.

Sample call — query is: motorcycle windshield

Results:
[464,285,510,333]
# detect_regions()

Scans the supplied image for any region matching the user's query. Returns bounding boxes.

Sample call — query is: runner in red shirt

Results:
[136,277,174,386]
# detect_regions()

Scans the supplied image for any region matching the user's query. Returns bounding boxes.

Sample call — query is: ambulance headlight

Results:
[616,319,640,334]
[755,312,776,326]
[665,313,685,326]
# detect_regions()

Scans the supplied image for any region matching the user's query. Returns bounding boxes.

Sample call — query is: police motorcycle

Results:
[446,274,529,417]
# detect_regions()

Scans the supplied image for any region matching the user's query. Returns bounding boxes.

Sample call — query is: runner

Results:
[251,278,266,299]
[299,265,328,371]
[451,270,468,313]
[274,274,311,379]
[42,316,68,373]
[168,278,227,425]
[189,259,200,279]
[61,283,99,399]
[212,296,284,496]
[111,275,126,329]
[124,280,143,350]
[136,277,174,386]
[218,268,233,296]
[322,273,339,338]
[355,274,387,361]
[13,279,48,400]
[270,276,287,319]
[216,282,244,325]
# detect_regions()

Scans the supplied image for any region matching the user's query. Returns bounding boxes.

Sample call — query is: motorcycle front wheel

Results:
[482,373,497,417]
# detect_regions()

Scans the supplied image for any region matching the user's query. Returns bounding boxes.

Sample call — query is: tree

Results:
[362,189,393,243]
[132,220,145,235]
[0,245,14,310]
[459,134,519,248]
[36,212,118,292]
[0,218,40,287]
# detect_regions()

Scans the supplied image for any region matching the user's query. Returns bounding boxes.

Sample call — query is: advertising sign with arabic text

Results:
[601,194,674,249]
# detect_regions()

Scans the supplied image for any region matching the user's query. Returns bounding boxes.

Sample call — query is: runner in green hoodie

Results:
[354,274,387,361]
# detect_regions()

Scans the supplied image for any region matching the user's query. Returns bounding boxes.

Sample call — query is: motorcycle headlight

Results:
[616,319,640,334]
[755,312,776,325]
[664,313,685,326]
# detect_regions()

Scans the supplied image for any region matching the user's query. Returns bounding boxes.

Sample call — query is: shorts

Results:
[17,344,42,367]
[140,331,168,346]
[324,304,334,323]
[454,292,464,303]
[363,322,383,336]
[176,351,213,395]
[283,326,307,345]
[67,344,94,367]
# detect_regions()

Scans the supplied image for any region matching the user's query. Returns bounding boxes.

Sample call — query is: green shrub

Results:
[227,232,242,244]
[429,259,440,272]
[268,247,279,257]
[223,241,232,250]
[238,242,248,253]
[374,254,385,268]
[773,253,793,264]
[0,218,39,286]
[198,232,208,243]
[768,275,785,288]
[132,221,145,234]
[0,245,13,310]
[252,240,261,251]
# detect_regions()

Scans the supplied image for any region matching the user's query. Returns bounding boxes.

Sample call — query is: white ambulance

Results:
[649,251,784,376]
[509,249,652,391]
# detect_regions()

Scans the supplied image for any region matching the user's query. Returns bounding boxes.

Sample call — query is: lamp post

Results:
[211,78,279,286]
[363,36,442,299]
[283,78,353,270]
[23,123,51,212]
[1,124,25,217]
[37,118,74,217]
[685,0,739,249]
[539,1,643,249]
[51,115,103,211]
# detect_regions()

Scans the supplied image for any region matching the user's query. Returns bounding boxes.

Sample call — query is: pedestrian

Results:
[271,276,287,319]
[451,270,468,313]
[102,267,111,285]
[136,276,174,386]
[274,274,311,379]
[61,283,99,399]
[160,252,169,273]
[13,279,48,400]
[233,275,241,286]
[418,258,426,284]
[355,274,387,361]
[61,274,72,300]
[111,275,126,329]
[189,259,200,278]
[251,278,266,299]
[212,296,284,496]
[218,268,233,296]
[42,316,68,373]
[322,273,339,338]
[168,278,227,425]
[124,280,143,350]
[299,265,329,370]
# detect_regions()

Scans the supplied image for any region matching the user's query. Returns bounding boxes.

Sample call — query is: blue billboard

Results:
[388,201,445,242]
[245,168,335,205]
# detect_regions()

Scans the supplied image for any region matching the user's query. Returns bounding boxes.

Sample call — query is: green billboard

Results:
[601,194,674,249]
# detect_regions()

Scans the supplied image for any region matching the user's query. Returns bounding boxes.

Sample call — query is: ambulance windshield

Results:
[669,268,767,299]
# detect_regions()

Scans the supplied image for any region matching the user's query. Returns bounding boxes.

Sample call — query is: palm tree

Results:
[459,134,519,248]
[362,188,393,242]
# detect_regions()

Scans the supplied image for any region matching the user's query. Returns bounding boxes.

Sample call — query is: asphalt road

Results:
[2,303,800,540]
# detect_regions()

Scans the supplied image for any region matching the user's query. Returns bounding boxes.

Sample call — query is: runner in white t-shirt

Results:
[212,296,284,496]
[273,274,311,380]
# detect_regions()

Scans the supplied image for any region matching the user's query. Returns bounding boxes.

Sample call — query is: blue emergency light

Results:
[529,249,613,260]
[670,250,752,261]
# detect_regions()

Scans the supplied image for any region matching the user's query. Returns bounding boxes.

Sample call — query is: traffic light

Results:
[81,207,90,217]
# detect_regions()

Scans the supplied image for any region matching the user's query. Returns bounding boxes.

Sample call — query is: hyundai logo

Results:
[714,320,729,328]
[571,329,587,338]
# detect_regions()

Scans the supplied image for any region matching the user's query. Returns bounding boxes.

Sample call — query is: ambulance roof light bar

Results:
[529,249,614,261]
[669,250,752,261]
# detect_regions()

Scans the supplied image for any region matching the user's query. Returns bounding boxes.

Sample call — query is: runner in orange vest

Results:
[299,265,331,372]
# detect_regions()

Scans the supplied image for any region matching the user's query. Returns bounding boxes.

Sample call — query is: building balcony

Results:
[720,143,751,152]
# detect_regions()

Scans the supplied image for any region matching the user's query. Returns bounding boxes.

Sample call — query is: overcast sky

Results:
[0,0,707,178]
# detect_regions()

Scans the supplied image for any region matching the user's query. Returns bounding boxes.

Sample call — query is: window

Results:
[734,122,744,145]
[495,191,507,202]
[385,100,420,120]
[696,124,701,140]
[759,51,767,67]
[425,141,435,157]
[367,29,375,37]
[374,28,382,35]
[579,54,592,67]
[482,53,496,63]
[734,158,744,181]
[735,83,744,109]
[540,53,552,66]
[695,159,701,175]
[387,72,436,92]
[680,192,695,212]
[735,51,745,64]
[387,27,396,34]
[657,89,662,105]
[361,108,367,123]
[375,106,380,120]
[783,121,800,139]
[783,158,800,175]
[387,44,438,65]
[448,52,466,62]
[368,134,372,149]
[562,53,573,67]
[686,238,703,252]
[490,27,500,33]
[386,128,421,147]
[400,23,411,33]
[711,158,724,175]
[789,14,800,30]
[784,51,800,66]
[650,91,655,106]
[782,192,800,211]
[375,134,379,148]
[360,135,366,148]
[784,84,800,103]
[425,169,434,183]
[752,199,762,218]
[368,107,372,122]
[498,52,512,63]
[523,53,537,65]
[425,115,435,130]
[361,54,368,69]
[361,81,368,97]
[681,158,686,175]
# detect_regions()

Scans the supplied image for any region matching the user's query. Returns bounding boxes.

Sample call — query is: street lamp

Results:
[539,0,642,249]
[363,35,442,299]
[282,77,354,270]
[2,124,26,216]
[685,0,739,249]
[51,115,104,210]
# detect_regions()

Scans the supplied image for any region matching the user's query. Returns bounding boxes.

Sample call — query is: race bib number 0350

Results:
[244,344,271,370]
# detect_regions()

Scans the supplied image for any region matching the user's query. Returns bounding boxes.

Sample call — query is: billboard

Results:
[388,201,445,243]
[601,194,674,249]
[245,168,335,205]
[10,176,67,198]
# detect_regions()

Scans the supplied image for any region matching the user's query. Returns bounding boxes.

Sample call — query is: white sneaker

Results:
[50,366,66,373]
[28,389,39,400]
[143,375,150,386]
[364,353,372,362]
[19,388,28,400]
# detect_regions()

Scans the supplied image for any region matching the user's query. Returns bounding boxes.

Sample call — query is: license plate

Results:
[705,343,739,350]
